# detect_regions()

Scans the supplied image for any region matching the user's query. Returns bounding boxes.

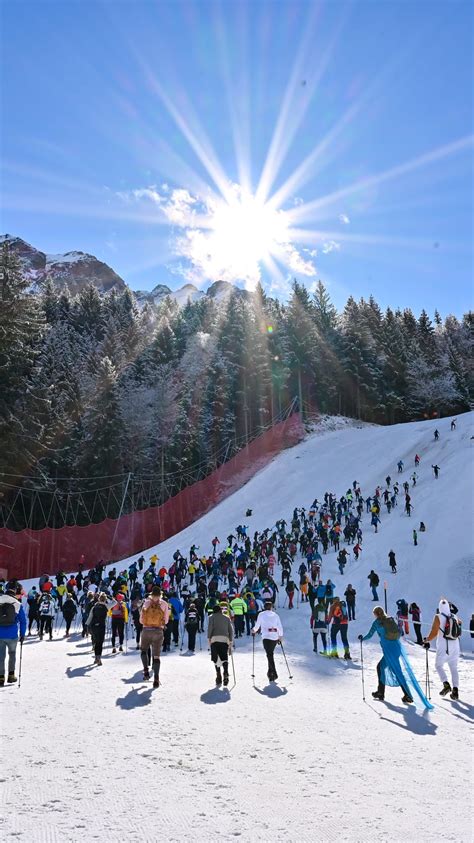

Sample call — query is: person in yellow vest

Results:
[56,582,67,609]
[150,554,159,565]
[188,561,196,585]
[230,594,247,638]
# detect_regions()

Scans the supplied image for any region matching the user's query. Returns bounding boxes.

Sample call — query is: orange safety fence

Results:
[1,413,305,580]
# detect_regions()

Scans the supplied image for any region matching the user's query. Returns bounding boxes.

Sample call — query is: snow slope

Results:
[2,414,473,842]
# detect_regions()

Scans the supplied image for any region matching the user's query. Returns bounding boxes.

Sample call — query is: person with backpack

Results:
[184,603,199,652]
[388,550,397,574]
[327,597,351,660]
[86,593,110,666]
[208,604,234,686]
[368,570,379,601]
[359,606,432,708]
[38,592,56,640]
[324,579,336,609]
[409,603,423,645]
[230,593,247,638]
[344,585,356,620]
[252,600,283,682]
[285,579,298,609]
[310,600,328,653]
[27,587,40,635]
[0,584,26,685]
[109,594,128,653]
[244,592,258,635]
[139,586,170,687]
[423,598,462,700]
[396,599,409,635]
[62,593,77,636]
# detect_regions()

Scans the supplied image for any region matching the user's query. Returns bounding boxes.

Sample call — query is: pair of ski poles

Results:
[251,635,293,681]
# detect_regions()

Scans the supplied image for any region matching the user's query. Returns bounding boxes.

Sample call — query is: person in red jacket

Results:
[327,597,351,660]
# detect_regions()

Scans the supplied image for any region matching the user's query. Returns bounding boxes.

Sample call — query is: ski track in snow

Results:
[2,414,473,842]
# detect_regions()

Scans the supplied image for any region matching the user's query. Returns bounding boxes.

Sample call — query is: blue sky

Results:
[1,0,472,314]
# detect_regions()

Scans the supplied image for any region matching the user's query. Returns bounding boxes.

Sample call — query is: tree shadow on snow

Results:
[371,700,437,735]
[200,687,231,704]
[65,664,96,679]
[116,686,153,709]
[253,683,288,698]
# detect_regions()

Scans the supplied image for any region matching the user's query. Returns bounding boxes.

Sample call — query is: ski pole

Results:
[125,619,128,654]
[18,640,23,689]
[425,647,431,700]
[360,639,365,701]
[279,641,293,679]
[251,634,255,678]
[199,630,202,651]
[230,650,236,684]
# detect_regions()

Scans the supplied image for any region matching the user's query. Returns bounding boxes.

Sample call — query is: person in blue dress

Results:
[359,606,433,709]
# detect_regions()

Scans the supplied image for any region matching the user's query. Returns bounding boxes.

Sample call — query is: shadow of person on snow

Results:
[253,683,288,698]
[200,688,231,704]
[121,670,146,685]
[371,700,437,735]
[65,664,96,679]
[116,686,153,709]
[441,699,474,724]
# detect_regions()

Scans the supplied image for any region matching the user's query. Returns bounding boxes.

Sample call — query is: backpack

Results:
[339,601,348,620]
[141,600,165,628]
[381,616,400,640]
[247,597,257,613]
[441,613,462,641]
[0,601,16,626]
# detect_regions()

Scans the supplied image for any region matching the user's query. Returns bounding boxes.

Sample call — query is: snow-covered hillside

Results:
[2,414,473,842]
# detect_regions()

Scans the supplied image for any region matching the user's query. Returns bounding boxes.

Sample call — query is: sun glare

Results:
[205,188,291,287]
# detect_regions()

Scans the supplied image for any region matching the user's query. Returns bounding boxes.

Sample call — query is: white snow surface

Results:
[2,413,474,842]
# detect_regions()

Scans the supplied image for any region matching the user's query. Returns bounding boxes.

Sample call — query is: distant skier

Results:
[371,512,381,533]
[285,579,298,609]
[414,454,420,467]
[434,429,439,441]
[62,593,77,636]
[431,464,440,479]
[344,585,356,620]
[397,460,404,473]
[423,598,462,700]
[413,529,418,546]
[252,600,283,682]
[451,419,456,431]
[368,570,379,601]
[409,602,423,645]
[388,550,397,574]
[359,606,432,708]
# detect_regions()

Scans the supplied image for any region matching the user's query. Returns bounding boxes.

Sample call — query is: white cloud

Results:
[322,240,341,254]
[339,213,350,224]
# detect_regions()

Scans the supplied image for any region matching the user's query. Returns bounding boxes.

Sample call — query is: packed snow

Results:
[2,413,473,842]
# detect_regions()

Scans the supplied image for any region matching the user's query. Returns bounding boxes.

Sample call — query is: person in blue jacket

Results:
[168,592,184,646]
[0,583,27,685]
[358,606,433,709]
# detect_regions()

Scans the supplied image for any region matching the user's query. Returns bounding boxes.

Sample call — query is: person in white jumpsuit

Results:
[424,598,461,700]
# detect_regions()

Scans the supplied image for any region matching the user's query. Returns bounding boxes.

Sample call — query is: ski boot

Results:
[450,687,459,700]
[153,677,160,689]
[439,681,451,697]
[112,647,117,653]
[215,667,222,686]
[0,675,4,687]
[343,651,352,661]
[119,645,123,652]
[96,658,102,666]
[372,683,385,701]
[143,668,150,680]
[223,670,229,687]
[401,694,413,704]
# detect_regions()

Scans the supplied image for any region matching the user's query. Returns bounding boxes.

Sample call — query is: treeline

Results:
[0,242,472,527]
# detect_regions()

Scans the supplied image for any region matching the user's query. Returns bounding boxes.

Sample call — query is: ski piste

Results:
[1,412,472,841]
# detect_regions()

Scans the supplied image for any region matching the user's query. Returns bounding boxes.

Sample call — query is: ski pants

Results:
[210,641,229,673]
[263,639,278,678]
[93,627,105,658]
[413,622,423,645]
[330,624,349,655]
[39,617,53,637]
[234,615,245,637]
[371,586,379,601]
[28,611,39,633]
[172,619,180,644]
[111,618,125,647]
[141,628,164,678]
[435,641,459,688]
[64,614,75,635]
[347,602,356,621]
[186,625,198,651]
[0,638,17,676]
[287,591,294,609]
[312,631,327,652]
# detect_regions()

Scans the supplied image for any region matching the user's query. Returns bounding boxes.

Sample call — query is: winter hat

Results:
[116,594,124,602]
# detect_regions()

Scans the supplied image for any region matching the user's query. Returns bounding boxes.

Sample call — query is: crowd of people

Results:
[0,439,468,704]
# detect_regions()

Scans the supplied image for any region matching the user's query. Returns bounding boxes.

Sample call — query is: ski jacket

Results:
[328,602,348,626]
[252,610,283,641]
[230,597,247,616]
[0,594,27,639]
[38,596,56,617]
[169,597,184,619]
[207,612,234,645]
[311,607,327,631]
[109,602,129,623]
[62,599,77,619]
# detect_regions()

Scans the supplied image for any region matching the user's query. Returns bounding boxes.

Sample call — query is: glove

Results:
[358,634,363,641]
[423,641,430,649]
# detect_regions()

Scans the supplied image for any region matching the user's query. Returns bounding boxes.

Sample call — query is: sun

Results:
[202,186,292,287]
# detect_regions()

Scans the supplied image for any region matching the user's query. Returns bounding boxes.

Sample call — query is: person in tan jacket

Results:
[139,586,170,687]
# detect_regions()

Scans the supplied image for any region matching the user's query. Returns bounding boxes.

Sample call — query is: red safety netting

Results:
[1,414,305,580]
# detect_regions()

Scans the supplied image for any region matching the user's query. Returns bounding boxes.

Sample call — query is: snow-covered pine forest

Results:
[0,240,472,530]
